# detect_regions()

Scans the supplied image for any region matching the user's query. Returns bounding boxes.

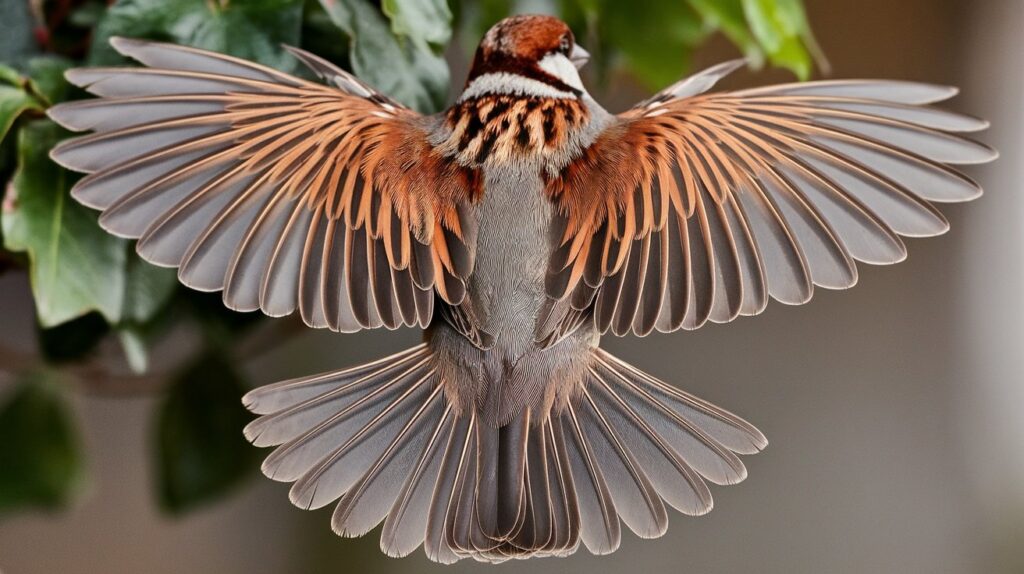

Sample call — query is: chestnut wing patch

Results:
[543,61,995,338]
[49,37,479,332]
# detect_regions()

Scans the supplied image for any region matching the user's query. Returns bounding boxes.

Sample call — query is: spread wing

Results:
[48,37,479,332]
[545,60,996,339]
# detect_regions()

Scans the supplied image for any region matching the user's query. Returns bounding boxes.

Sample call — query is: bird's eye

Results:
[559,36,572,55]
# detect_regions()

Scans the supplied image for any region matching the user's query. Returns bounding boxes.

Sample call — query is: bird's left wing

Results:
[544,61,996,339]
[48,38,479,332]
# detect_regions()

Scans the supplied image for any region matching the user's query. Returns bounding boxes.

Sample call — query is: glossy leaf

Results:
[2,120,127,327]
[117,327,149,374]
[0,65,44,144]
[154,351,256,514]
[25,57,75,104]
[591,0,707,89]
[117,255,179,373]
[319,0,450,113]
[1,61,175,334]
[0,60,69,260]
[121,254,178,325]
[0,376,86,513]
[559,0,815,89]
[687,0,763,64]
[742,0,814,79]
[88,0,305,71]
[383,0,453,53]
[298,3,353,70]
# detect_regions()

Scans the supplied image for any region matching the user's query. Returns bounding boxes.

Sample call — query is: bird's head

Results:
[463,15,590,99]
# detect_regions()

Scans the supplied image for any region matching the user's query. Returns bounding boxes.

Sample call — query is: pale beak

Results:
[570,45,590,69]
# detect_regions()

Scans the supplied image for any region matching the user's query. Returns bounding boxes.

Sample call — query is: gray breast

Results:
[427,97,615,425]
[430,161,597,426]
[467,163,554,356]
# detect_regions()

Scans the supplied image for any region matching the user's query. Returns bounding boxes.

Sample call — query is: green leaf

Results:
[592,0,706,90]
[0,375,86,513]
[117,256,177,373]
[454,0,515,38]
[383,0,453,53]
[0,66,44,145]
[25,57,75,105]
[299,2,353,68]
[89,0,305,71]
[319,0,450,113]
[742,0,813,79]
[2,120,128,327]
[0,64,22,86]
[2,110,176,332]
[557,0,815,89]
[107,259,177,374]
[69,1,109,29]
[121,253,178,325]
[687,0,763,64]
[155,350,256,514]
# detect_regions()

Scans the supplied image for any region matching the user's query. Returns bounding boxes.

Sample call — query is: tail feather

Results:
[475,411,530,543]
[593,355,747,485]
[287,369,433,509]
[587,366,712,515]
[447,416,481,553]
[243,344,427,415]
[331,384,447,537]
[243,345,766,563]
[424,412,472,564]
[571,391,668,539]
[255,355,431,486]
[380,403,455,558]
[242,345,429,448]
[520,424,553,550]
[561,410,621,555]
[596,350,768,454]
[545,420,580,554]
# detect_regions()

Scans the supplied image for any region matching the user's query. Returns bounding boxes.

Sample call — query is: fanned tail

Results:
[242,345,766,563]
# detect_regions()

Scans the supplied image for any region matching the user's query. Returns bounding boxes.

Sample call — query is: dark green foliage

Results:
[2,120,128,328]
[319,0,451,112]
[459,0,819,90]
[0,376,85,512]
[88,0,306,71]
[38,312,111,364]
[154,351,257,514]
[0,64,45,142]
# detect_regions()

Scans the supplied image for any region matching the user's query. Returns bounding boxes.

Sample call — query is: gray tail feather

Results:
[242,345,766,563]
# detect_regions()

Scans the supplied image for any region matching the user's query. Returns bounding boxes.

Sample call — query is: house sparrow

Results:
[47,14,995,563]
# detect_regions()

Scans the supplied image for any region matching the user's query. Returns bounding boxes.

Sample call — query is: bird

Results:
[46,13,996,563]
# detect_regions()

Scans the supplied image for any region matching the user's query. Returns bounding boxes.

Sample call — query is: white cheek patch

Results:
[538,53,585,93]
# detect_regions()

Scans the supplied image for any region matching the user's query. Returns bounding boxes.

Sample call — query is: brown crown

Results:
[466,15,578,94]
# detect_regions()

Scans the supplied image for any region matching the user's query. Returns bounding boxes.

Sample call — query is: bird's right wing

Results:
[543,61,996,338]
[48,37,480,332]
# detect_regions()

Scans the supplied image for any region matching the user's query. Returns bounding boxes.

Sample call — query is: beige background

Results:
[1,0,1022,572]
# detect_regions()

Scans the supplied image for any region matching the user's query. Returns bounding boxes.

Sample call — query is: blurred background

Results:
[0,0,1021,573]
